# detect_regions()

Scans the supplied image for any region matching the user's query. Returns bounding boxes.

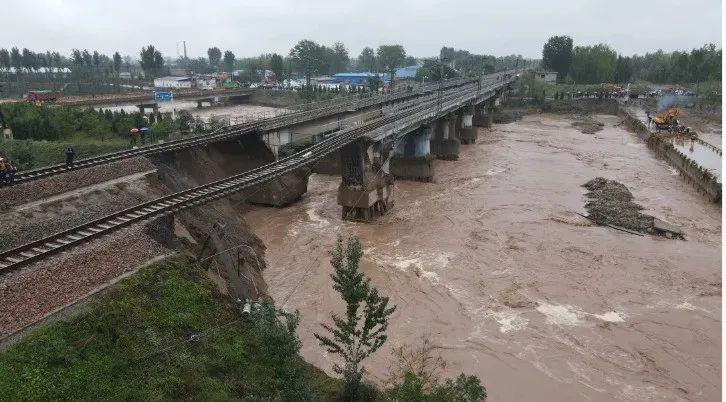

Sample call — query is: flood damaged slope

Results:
[246,113,721,402]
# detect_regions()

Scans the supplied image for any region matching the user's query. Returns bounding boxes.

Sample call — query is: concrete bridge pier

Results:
[338,138,394,221]
[261,128,292,159]
[472,102,492,128]
[459,106,477,144]
[390,125,435,181]
[247,129,309,207]
[430,114,460,160]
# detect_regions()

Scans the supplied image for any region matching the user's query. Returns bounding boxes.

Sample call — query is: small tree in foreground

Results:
[315,237,396,401]
[384,337,487,402]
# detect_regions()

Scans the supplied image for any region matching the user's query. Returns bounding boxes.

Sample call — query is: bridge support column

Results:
[337,138,394,221]
[390,125,435,181]
[459,106,477,144]
[247,130,309,207]
[261,128,292,159]
[472,103,492,128]
[430,115,460,160]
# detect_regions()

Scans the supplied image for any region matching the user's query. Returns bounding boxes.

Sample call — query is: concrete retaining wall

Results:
[618,108,721,202]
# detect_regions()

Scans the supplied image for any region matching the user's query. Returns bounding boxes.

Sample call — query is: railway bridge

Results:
[0,72,517,272]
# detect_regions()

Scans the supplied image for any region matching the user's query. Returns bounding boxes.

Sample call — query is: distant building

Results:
[169,68,191,76]
[534,71,557,84]
[394,65,420,79]
[153,76,193,89]
[118,72,132,79]
[194,75,217,90]
[332,72,385,87]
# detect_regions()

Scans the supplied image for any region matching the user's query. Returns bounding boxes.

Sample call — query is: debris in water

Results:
[581,177,683,239]
[572,117,605,134]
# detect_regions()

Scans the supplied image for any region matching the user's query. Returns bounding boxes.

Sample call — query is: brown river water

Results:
[245,114,721,402]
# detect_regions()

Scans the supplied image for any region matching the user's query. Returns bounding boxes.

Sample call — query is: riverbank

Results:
[246,114,721,401]
[0,258,340,400]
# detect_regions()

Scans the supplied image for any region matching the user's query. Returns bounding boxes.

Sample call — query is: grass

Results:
[0,137,128,170]
[0,258,340,401]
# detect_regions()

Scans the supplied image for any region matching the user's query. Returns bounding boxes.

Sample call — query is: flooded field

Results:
[245,114,721,402]
[667,136,722,183]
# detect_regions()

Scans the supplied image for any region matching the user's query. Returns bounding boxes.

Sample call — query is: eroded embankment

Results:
[0,135,304,343]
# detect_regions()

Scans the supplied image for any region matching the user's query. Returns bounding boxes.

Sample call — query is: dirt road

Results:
[245,114,721,401]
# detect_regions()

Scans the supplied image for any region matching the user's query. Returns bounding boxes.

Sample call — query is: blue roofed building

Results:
[332,72,385,87]
[394,65,420,79]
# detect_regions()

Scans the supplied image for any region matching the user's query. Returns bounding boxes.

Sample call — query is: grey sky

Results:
[2,0,721,60]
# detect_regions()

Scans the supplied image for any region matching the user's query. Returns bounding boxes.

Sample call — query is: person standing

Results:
[65,147,75,168]
[0,157,7,184]
[646,111,652,128]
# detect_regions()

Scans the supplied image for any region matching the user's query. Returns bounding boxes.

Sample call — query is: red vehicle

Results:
[23,90,60,103]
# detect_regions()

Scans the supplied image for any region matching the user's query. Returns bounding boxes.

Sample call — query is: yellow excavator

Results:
[652,108,681,131]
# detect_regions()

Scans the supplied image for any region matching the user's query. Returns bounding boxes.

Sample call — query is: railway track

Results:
[0,77,514,273]
[4,78,479,187]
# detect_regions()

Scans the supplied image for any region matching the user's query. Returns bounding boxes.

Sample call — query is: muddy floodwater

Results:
[245,114,721,402]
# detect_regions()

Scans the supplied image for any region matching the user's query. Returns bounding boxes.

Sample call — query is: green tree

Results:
[207,47,222,70]
[330,41,350,74]
[314,237,396,402]
[290,39,324,85]
[415,59,458,82]
[383,338,487,402]
[139,45,163,78]
[613,55,632,83]
[270,53,284,81]
[367,75,382,92]
[0,49,10,78]
[377,45,406,87]
[357,47,376,72]
[223,50,235,72]
[570,44,617,84]
[542,35,573,82]
[112,52,122,74]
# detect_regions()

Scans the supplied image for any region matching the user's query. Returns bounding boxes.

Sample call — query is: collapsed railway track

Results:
[0,77,514,273]
[5,78,479,186]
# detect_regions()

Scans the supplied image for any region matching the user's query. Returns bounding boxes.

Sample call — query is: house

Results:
[153,76,193,89]
[118,72,132,79]
[534,71,557,84]
[194,75,218,90]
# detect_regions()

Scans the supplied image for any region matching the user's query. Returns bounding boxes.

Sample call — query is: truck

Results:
[23,90,60,103]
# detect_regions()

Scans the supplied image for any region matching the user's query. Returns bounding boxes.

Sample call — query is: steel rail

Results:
[0,78,514,273]
[3,77,481,186]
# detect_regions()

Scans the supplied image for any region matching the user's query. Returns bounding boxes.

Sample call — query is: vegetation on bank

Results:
[0,258,338,401]
[540,36,721,105]
[0,239,488,401]
[0,103,200,169]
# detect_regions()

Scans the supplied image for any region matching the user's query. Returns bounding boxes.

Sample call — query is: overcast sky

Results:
[2,0,722,60]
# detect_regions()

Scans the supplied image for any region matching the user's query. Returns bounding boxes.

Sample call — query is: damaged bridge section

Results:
[338,138,394,221]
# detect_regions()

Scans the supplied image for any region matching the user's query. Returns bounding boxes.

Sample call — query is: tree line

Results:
[542,35,721,84]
